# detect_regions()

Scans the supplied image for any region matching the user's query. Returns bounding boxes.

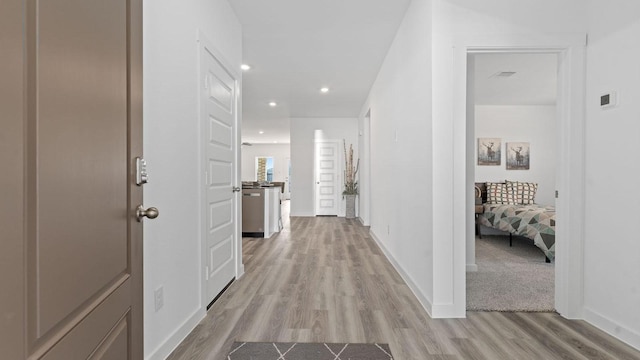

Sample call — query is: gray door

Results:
[0,0,144,358]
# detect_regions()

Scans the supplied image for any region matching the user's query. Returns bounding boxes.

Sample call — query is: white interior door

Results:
[200,38,238,305]
[315,141,339,216]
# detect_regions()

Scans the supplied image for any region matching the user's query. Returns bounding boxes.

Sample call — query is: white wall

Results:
[143,0,241,358]
[290,118,358,217]
[359,0,434,312]
[241,144,290,182]
[475,105,557,206]
[583,0,640,349]
[241,143,291,196]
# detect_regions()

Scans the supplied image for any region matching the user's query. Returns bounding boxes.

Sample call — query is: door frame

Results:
[285,156,291,200]
[197,32,244,312]
[129,1,144,355]
[449,35,586,318]
[359,110,372,226]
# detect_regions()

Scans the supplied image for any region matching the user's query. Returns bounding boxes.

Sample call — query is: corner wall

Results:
[584,0,640,349]
[143,0,242,358]
[290,117,358,217]
[359,0,434,312]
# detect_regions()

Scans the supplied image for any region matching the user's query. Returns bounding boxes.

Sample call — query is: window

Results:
[255,157,274,182]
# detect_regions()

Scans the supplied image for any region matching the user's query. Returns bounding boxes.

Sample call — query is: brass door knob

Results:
[136,205,159,221]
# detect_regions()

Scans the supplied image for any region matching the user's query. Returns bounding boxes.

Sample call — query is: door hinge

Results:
[555,190,559,199]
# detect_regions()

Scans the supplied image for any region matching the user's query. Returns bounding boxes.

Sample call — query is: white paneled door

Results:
[315,141,339,216]
[200,37,239,306]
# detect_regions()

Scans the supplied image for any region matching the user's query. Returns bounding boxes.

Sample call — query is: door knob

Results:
[136,205,159,221]
[233,187,241,192]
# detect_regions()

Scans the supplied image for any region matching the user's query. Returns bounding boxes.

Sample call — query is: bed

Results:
[475,182,555,262]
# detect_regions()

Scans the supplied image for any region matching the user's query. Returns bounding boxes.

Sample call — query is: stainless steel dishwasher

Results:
[242,188,264,237]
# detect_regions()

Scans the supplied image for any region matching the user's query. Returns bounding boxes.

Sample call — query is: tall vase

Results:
[345,194,356,219]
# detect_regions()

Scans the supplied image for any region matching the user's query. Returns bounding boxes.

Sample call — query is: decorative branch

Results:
[343,139,359,195]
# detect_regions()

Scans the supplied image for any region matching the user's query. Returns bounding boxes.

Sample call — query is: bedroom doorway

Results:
[466,52,559,312]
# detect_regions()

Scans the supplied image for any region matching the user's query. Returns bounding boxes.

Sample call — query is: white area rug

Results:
[467,234,555,312]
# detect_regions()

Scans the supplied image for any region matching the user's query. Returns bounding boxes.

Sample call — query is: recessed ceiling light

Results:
[269,102,277,107]
[259,131,264,134]
[320,87,330,93]
[241,64,251,71]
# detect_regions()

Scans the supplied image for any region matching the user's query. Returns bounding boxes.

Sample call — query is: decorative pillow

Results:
[507,181,538,205]
[486,182,515,204]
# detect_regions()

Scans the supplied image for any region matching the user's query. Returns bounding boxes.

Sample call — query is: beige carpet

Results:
[226,342,394,359]
[467,234,555,312]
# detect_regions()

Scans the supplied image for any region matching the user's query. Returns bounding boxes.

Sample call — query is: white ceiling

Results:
[230,4,557,145]
[229,0,412,144]
[474,53,558,106]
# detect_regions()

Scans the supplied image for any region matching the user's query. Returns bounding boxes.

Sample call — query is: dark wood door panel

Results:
[0,0,26,358]
[90,317,129,360]
[28,0,129,341]
[2,0,142,358]
[39,281,131,360]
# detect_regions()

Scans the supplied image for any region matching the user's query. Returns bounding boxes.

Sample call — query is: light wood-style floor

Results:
[167,203,640,359]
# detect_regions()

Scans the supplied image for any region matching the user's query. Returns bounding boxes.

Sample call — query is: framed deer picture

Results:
[506,142,530,170]
[477,138,501,166]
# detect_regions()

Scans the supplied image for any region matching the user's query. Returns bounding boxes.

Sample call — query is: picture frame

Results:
[477,138,501,166]
[506,142,530,170]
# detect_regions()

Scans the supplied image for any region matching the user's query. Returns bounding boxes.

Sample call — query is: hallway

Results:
[167,213,640,359]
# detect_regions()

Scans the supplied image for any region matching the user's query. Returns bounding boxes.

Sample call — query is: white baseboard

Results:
[466,264,478,272]
[431,302,466,319]
[289,211,315,217]
[369,229,433,317]
[145,308,206,360]
[584,307,640,351]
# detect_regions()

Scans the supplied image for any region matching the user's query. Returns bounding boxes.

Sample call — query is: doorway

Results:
[451,40,586,318]
[314,140,340,216]
[285,157,291,200]
[255,156,275,182]
[466,53,558,311]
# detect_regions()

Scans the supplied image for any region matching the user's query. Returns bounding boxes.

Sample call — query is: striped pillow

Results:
[486,182,516,204]
[507,181,538,205]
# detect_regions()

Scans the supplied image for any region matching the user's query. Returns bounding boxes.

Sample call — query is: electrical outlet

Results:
[154,286,164,312]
